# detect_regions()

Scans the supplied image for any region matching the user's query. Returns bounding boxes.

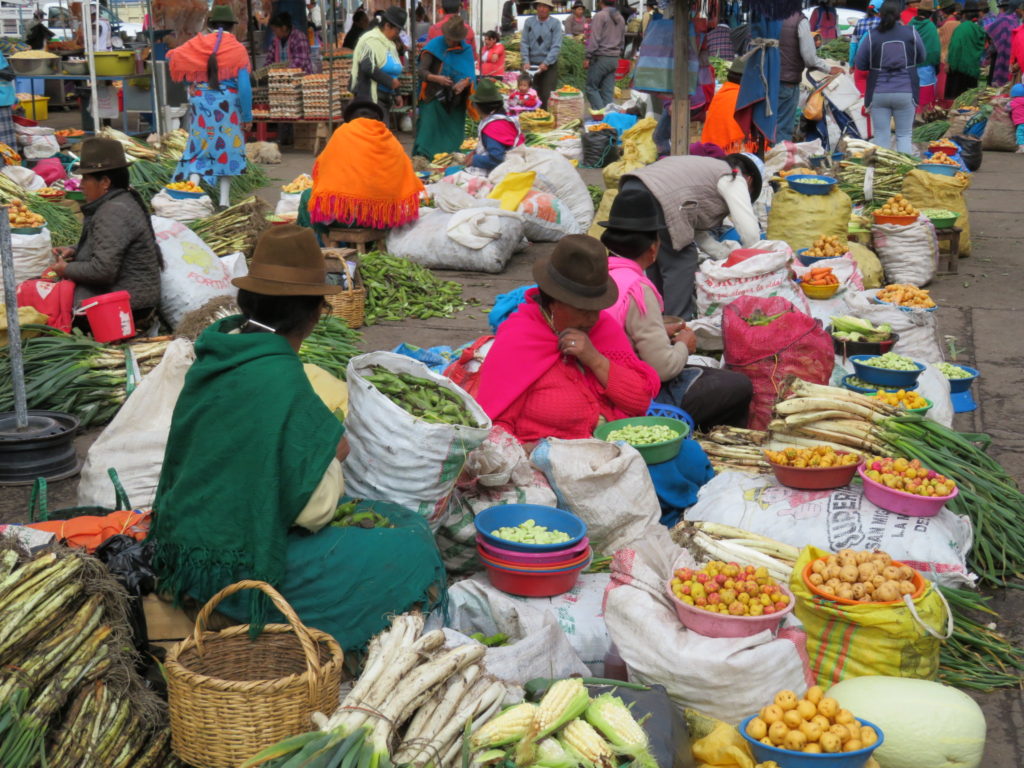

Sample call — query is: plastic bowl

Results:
[787,174,838,196]
[928,143,958,156]
[802,557,925,605]
[767,453,862,490]
[475,534,590,565]
[921,208,959,229]
[872,211,918,226]
[944,364,980,413]
[474,505,586,553]
[841,374,918,395]
[795,248,844,267]
[916,162,959,177]
[739,714,884,768]
[800,280,840,300]
[857,466,959,517]
[829,328,899,358]
[483,557,588,597]
[645,402,695,439]
[870,295,938,313]
[902,396,933,415]
[666,582,795,638]
[849,355,925,388]
[477,545,592,572]
[164,186,205,200]
[594,416,688,465]
[944,364,979,393]
[10,226,43,235]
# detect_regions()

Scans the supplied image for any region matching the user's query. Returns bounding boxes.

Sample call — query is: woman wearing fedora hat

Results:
[168,4,252,209]
[599,187,754,431]
[468,78,525,171]
[476,235,660,444]
[149,224,446,649]
[47,137,162,331]
[413,15,476,159]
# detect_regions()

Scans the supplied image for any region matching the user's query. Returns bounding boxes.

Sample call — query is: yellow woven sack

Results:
[488,170,537,211]
[767,185,852,253]
[847,241,884,289]
[790,546,952,688]
[588,188,618,239]
[901,169,972,256]
[620,116,658,166]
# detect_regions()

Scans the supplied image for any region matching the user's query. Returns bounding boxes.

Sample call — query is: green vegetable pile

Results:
[187,196,270,257]
[0,175,80,247]
[363,365,477,426]
[298,315,363,381]
[557,35,586,91]
[817,38,850,62]
[709,56,730,84]
[952,86,998,109]
[468,632,510,647]
[844,375,904,392]
[831,315,892,343]
[332,499,393,529]
[912,120,950,143]
[491,519,571,545]
[862,352,919,371]
[360,251,467,324]
[606,423,680,446]
[587,184,604,208]
[938,362,973,379]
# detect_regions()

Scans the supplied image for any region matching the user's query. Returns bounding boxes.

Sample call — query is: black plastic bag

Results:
[953,134,982,172]
[94,535,157,655]
[582,128,619,168]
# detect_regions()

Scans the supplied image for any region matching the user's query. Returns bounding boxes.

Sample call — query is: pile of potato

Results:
[876,194,918,218]
[805,234,846,259]
[7,198,44,229]
[747,686,879,754]
[806,548,918,603]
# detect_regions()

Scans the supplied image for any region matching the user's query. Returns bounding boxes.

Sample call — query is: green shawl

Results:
[948,20,988,77]
[149,316,343,624]
[911,16,941,69]
[352,27,395,102]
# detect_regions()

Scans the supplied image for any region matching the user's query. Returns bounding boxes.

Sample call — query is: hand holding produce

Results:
[747,685,880,754]
[281,174,313,193]
[491,519,570,545]
[939,362,973,379]
[166,180,203,193]
[802,267,839,286]
[671,561,792,616]
[876,194,918,218]
[765,446,860,468]
[864,456,957,496]
[806,548,920,603]
[861,351,919,370]
[874,389,928,409]
[606,423,679,446]
[7,198,45,228]
[831,315,892,342]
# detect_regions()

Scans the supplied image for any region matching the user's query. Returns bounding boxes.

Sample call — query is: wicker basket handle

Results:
[191,580,324,694]
[339,258,357,296]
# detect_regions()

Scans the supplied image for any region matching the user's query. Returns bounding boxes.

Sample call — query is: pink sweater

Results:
[1011,96,1024,126]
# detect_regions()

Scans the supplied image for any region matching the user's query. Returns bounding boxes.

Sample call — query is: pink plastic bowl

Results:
[478,546,592,572]
[857,467,959,517]
[475,534,590,565]
[666,581,795,638]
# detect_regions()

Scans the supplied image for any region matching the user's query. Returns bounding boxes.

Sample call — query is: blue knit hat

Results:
[1011,83,1024,99]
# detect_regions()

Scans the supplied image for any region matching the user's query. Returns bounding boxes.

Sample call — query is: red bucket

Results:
[616,58,632,78]
[80,290,135,342]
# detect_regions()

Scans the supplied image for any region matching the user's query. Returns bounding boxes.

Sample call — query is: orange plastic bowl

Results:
[766,452,862,490]
[873,212,918,226]
[802,557,926,605]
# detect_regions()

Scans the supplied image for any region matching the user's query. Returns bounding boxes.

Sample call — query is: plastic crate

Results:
[646,403,695,438]
[19,95,48,121]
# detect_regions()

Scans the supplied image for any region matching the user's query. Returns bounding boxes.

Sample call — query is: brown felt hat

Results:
[442,15,468,40]
[73,137,130,174]
[532,234,618,311]
[232,225,342,296]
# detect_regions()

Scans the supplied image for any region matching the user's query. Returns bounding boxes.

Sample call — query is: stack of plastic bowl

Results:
[474,505,589,597]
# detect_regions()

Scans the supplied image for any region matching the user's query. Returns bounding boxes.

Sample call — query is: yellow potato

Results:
[746,717,768,740]
[803,743,823,754]
[819,732,842,753]
[768,721,789,746]
[844,739,864,752]
[784,730,808,751]
[762,704,784,725]
[817,697,839,719]
[774,690,798,711]
[800,720,823,742]
[782,709,804,729]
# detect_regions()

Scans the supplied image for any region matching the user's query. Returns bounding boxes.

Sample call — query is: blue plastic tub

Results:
[916,162,959,177]
[786,174,838,195]
[944,364,979,413]
[850,354,925,388]
[646,403,695,438]
[841,374,918,395]
[738,714,884,768]
[474,504,587,553]
[164,186,205,200]
[795,248,838,267]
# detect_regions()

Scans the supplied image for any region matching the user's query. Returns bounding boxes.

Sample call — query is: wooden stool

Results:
[324,227,387,253]
[935,226,962,275]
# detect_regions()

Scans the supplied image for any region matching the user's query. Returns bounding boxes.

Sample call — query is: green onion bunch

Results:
[938,586,1024,692]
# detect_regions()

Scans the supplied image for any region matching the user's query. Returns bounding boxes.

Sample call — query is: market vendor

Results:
[351,5,406,116]
[46,138,163,332]
[619,152,763,319]
[148,225,446,650]
[168,4,252,209]
[468,78,525,172]
[413,16,476,160]
[700,58,757,155]
[303,99,423,232]
[266,11,314,73]
[476,235,660,445]
[599,187,754,430]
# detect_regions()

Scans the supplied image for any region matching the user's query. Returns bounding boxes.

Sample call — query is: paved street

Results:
[0,136,1020,763]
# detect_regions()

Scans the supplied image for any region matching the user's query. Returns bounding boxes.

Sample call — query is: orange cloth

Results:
[701,82,755,155]
[310,118,425,228]
[168,30,250,84]
[26,510,150,554]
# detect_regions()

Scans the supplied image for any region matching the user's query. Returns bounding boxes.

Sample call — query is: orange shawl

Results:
[169,31,251,84]
[310,118,424,229]
[701,82,755,155]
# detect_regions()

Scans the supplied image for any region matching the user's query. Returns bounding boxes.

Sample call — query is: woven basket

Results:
[550,91,584,127]
[323,247,366,329]
[166,580,344,768]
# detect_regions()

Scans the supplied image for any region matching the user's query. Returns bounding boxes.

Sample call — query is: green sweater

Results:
[911,16,941,70]
[947,20,988,78]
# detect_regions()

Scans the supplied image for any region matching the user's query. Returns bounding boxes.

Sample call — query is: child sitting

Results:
[469,78,525,171]
[506,72,540,115]
[480,30,506,78]
[1011,83,1024,153]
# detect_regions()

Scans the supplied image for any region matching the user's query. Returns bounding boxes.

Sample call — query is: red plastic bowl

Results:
[475,534,590,565]
[477,545,592,572]
[484,559,587,597]
[929,144,958,156]
[666,581,795,638]
[766,452,863,490]
[857,466,959,517]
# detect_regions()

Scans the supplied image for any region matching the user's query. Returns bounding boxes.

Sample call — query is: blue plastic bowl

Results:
[945,364,980,413]
[739,715,884,768]
[164,186,205,199]
[475,504,587,553]
[850,354,925,388]
[916,162,959,177]
[795,248,840,267]
[870,296,938,313]
[841,374,918,394]
[787,174,838,196]
[944,364,979,392]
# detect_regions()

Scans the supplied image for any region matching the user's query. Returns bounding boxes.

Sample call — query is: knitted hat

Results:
[532,235,618,311]
[441,14,468,40]
[233,225,342,296]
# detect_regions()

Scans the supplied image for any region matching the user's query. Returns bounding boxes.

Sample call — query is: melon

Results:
[829,676,986,768]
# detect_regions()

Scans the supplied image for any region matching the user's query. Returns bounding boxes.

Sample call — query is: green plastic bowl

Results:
[594,416,689,465]
[921,208,959,229]
[10,226,43,235]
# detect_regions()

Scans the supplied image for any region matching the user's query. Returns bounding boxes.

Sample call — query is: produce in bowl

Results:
[765,446,861,490]
[489,519,570,546]
[830,316,891,343]
[741,685,883,763]
[800,234,847,262]
[803,548,924,604]
[872,389,928,410]
[850,353,924,389]
[605,422,678,446]
[874,283,935,309]
[862,456,957,497]
[938,362,973,379]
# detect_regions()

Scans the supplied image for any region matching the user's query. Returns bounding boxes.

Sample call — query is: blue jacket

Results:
[0,53,16,108]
